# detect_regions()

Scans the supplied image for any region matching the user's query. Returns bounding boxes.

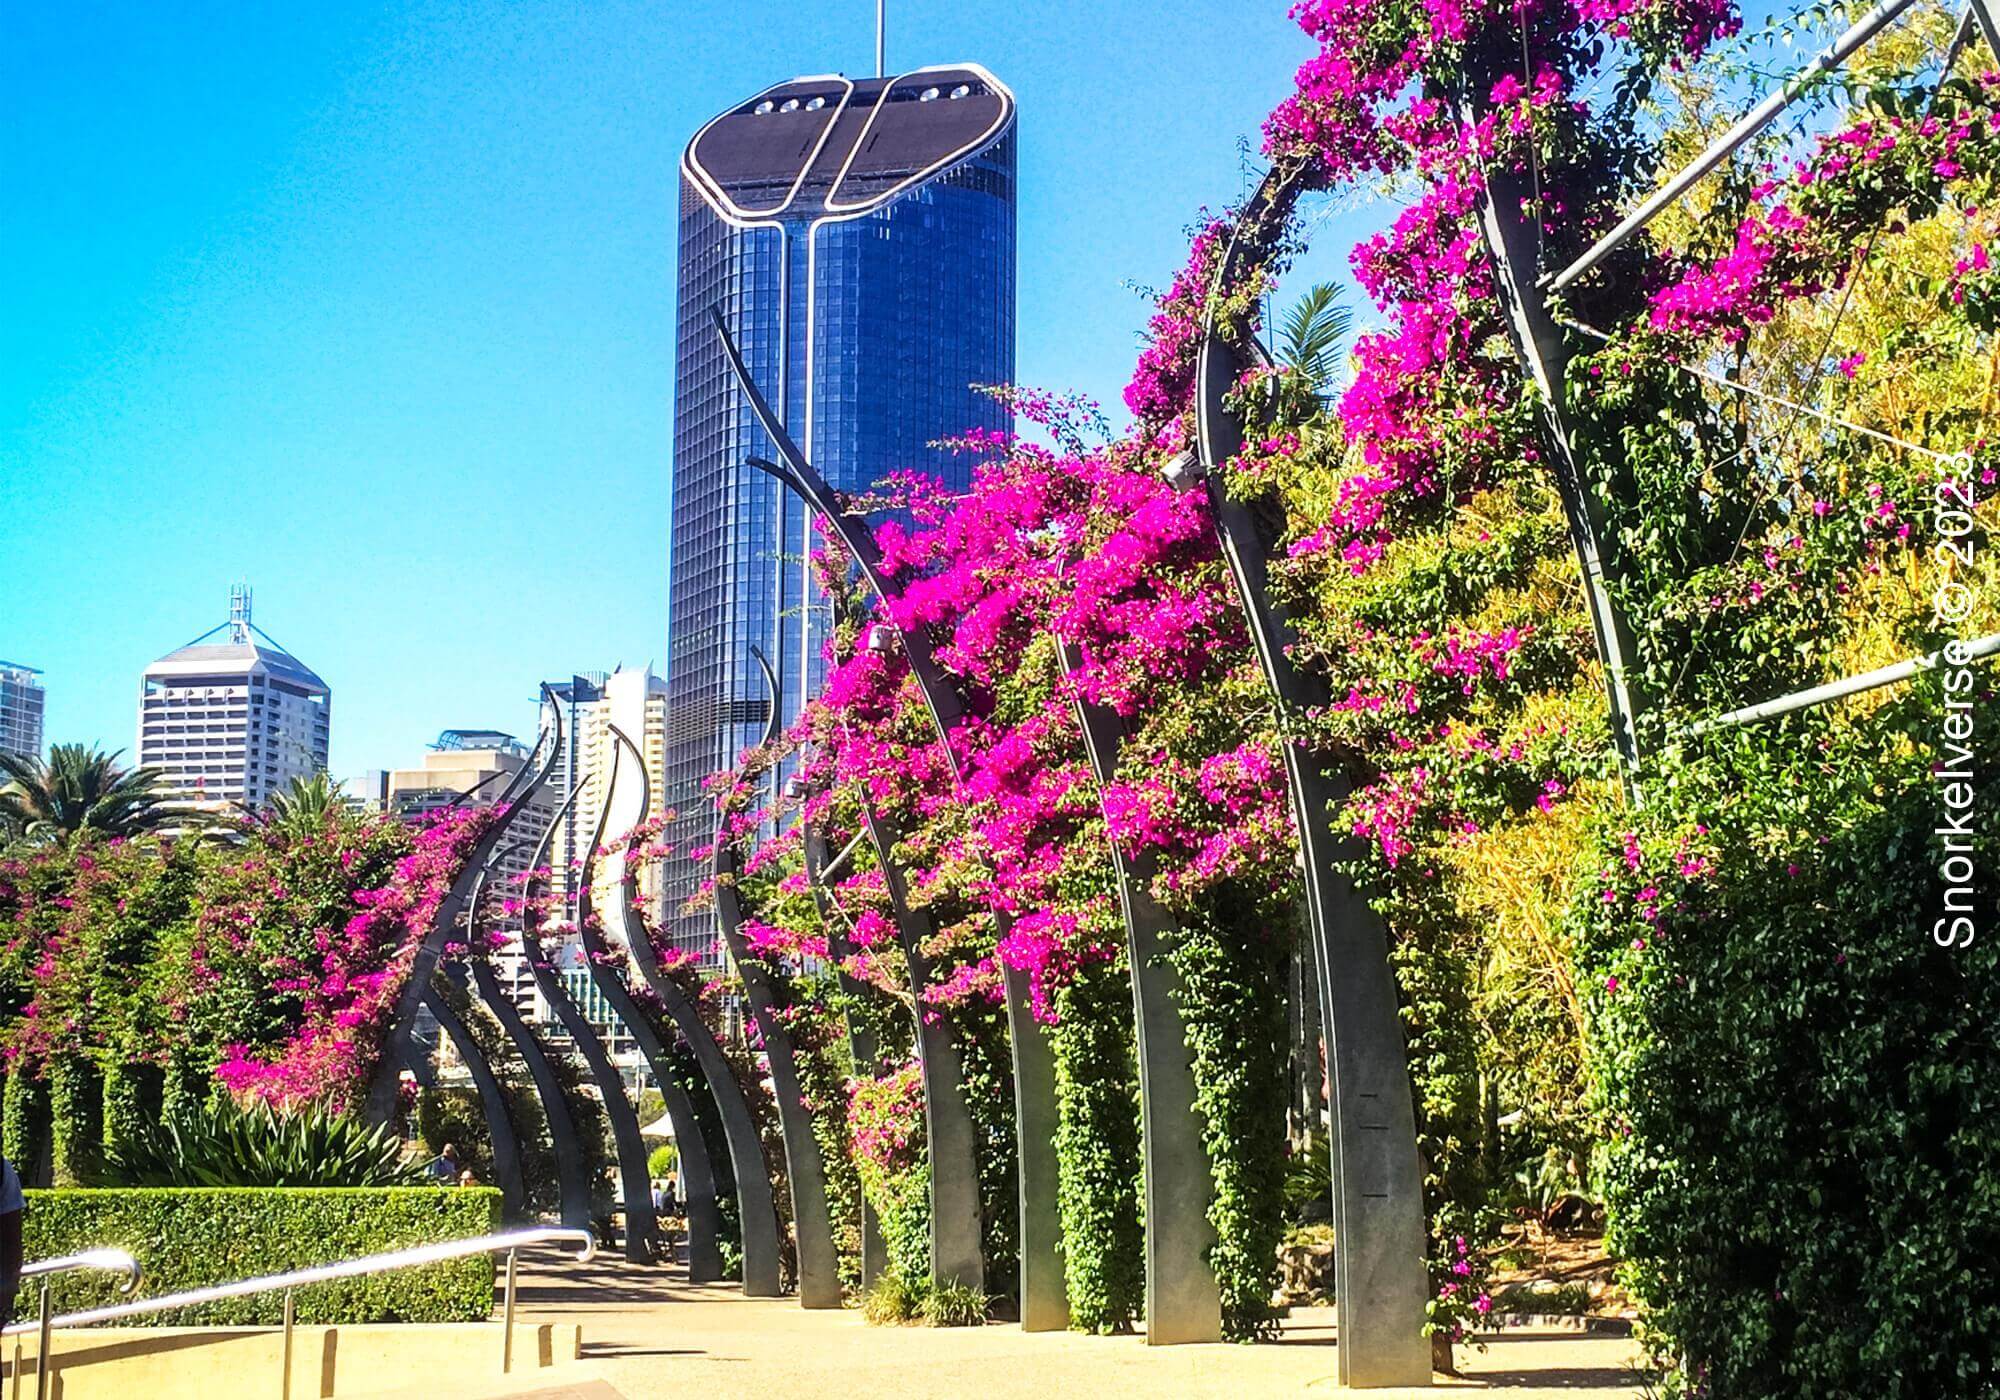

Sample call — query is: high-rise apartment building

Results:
[0,662,46,761]
[661,65,1018,950]
[137,587,329,813]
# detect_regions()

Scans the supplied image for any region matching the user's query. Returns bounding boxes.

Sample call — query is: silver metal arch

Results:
[363,685,564,1126]
[707,647,842,1308]
[516,754,660,1264]
[1193,169,1430,1387]
[581,719,727,1284]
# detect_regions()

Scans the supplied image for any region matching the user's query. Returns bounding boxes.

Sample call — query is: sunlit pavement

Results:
[477,1246,1647,1400]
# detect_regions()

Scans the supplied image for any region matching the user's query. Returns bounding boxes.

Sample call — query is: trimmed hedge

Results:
[22,1187,501,1324]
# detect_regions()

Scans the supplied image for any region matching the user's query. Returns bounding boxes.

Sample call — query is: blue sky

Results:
[2,0,1364,777]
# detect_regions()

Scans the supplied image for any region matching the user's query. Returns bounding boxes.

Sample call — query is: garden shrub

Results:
[22,1186,501,1323]
[4,1067,50,1187]
[1048,960,1144,1333]
[1580,698,2000,1398]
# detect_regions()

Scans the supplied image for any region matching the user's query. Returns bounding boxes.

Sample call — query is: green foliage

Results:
[647,1142,678,1181]
[1049,959,1144,1333]
[3,1067,50,1186]
[1277,281,1354,395]
[48,1053,103,1187]
[1172,882,1291,1340]
[1579,698,2000,1398]
[104,1096,426,1188]
[921,1278,991,1328]
[861,1269,923,1326]
[22,1187,500,1324]
[1282,1132,1331,1221]
[416,1086,490,1184]
[0,744,189,846]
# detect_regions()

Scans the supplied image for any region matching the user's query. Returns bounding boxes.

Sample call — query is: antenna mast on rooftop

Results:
[876,0,885,77]
[229,583,253,644]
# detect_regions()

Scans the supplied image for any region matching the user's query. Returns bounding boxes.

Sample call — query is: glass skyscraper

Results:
[662,65,1018,952]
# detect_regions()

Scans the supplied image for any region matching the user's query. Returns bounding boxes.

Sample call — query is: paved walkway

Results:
[498,1248,1647,1400]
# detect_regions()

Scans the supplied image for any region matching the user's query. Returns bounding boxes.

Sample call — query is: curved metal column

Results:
[422,971,528,1220]
[711,310,1059,1316]
[580,722,724,1283]
[362,691,562,1125]
[617,869,784,1295]
[1191,171,1430,1387]
[711,650,841,1307]
[861,803,987,1295]
[458,958,593,1232]
[518,775,659,1264]
[803,823,887,1288]
[1058,639,1223,1344]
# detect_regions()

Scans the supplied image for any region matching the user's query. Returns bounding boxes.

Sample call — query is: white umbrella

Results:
[640,1114,677,1140]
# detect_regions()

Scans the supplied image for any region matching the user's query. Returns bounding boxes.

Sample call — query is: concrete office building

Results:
[661,64,1018,953]
[137,588,329,813]
[0,662,45,761]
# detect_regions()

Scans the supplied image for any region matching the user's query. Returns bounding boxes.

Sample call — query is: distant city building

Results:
[0,662,46,761]
[389,728,557,1026]
[137,587,329,814]
[662,64,1018,953]
[337,770,390,813]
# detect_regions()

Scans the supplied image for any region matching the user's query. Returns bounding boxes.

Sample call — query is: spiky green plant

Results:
[104,1096,427,1188]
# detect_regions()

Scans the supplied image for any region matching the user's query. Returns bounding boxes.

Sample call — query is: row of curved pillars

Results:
[371,267,1429,1378]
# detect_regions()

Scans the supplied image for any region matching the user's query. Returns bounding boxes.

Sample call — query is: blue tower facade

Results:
[662,66,1017,951]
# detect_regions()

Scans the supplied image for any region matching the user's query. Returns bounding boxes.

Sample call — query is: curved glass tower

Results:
[662,65,1017,951]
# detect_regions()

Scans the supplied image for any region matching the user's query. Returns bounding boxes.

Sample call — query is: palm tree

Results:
[0,744,183,845]
[263,772,353,841]
[1278,281,1355,398]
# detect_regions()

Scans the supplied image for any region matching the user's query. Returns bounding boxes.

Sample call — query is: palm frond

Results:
[1278,282,1354,395]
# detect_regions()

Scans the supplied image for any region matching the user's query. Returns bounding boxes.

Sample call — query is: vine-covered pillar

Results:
[710,652,842,1309]
[863,804,988,1295]
[1191,169,1431,1388]
[1060,639,1224,1344]
[803,822,888,1288]
[423,972,528,1221]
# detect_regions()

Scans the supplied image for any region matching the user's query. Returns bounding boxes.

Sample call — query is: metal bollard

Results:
[501,1247,519,1374]
[280,1288,295,1400]
[33,1285,50,1400]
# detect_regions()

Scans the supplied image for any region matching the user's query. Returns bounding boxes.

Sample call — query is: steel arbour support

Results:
[420,971,528,1221]
[459,953,592,1233]
[709,649,842,1308]
[1195,171,1431,1387]
[576,721,726,1284]
[802,823,888,1287]
[1546,0,1923,294]
[516,770,659,1264]
[860,803,988,1295]
[613,832,785,1298]
[363,687,565,1126]
[1056,639,1223,1345]
[710,307,1062,1321]
[1473,158,1647,795]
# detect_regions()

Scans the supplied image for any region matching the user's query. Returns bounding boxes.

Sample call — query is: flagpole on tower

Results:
[875,0,885,77]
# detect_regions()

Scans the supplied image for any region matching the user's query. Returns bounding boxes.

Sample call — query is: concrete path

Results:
[478,1248,1647,1400]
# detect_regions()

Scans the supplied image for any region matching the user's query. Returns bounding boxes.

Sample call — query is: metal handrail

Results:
[20,1251,141,1293]
[2,1227,593,1334]
[2,1228,594,1400]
